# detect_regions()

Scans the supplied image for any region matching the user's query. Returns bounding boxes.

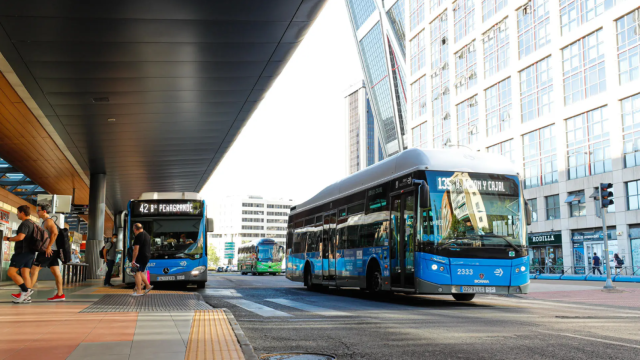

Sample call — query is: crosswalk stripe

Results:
[225,299,292,317]
[266,298,352,316]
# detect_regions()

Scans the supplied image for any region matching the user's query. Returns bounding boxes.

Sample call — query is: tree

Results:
[207,245,221,269]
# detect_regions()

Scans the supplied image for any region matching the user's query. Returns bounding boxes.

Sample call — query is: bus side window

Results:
[346,220,359,249]
[293,231,301,254]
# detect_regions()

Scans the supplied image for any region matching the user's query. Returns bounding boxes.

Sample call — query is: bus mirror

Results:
[414,180,430,207]
[525,201,532,226]
[206,218,214,233]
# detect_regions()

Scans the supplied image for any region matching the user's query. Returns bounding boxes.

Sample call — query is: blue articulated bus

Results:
[286,148,532,301]
[123,192,213,288]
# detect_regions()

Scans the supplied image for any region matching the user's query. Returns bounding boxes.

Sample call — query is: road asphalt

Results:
[200,273,640,360]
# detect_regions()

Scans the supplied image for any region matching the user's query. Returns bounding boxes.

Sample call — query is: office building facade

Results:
[345,81,385,175]
[208,195,293,266]
[347,0,640,273]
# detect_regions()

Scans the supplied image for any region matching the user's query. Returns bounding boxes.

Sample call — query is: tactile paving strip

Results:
[80,294,213,313]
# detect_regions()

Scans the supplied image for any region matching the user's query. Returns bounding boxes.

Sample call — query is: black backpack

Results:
[27,220,51,253]
[56,227,72,264]
[617,257,625,266]
[99,245,106,259]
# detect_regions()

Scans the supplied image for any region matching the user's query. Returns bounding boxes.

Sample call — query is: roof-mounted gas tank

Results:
[138,192,202,200]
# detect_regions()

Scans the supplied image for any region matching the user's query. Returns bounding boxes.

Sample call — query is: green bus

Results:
[239,238,284,276]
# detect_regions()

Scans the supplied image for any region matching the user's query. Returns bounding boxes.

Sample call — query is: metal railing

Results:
[61,263,88,285]
[531,265,640,277]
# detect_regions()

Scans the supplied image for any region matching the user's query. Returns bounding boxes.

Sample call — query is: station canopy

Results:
[0,0,325,213]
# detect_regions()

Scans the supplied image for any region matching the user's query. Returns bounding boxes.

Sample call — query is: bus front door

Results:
[390,192,416,288]
[322,212,337,280]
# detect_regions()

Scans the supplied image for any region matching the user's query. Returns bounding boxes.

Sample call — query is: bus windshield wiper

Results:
[437,237,472,249]
[476,235,522,253]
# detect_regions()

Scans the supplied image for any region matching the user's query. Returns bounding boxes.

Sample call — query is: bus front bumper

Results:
[416,278,529,295]
[149,270,207,283]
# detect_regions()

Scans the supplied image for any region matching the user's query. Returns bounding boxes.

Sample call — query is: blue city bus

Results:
[123,192,212,288]
[286,149,531,301]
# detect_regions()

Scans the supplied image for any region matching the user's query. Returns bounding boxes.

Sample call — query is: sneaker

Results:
[13,292,31,304]
[11,293,19,299]
[144,286,154,295]
[131,292,144,297]
[105,283,115,287]
[47,294,65,302]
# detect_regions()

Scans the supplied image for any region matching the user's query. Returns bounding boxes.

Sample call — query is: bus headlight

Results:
[521,266,526,272]
[439,266,444,272]
[431,264,438,270]
[191,266,206,276]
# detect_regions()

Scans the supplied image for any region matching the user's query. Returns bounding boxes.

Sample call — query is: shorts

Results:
[33,251,62,268]
[134,260,149,273]
[9,252,36,269]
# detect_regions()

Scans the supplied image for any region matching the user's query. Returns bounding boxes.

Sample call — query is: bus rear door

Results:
[322,211,337,280]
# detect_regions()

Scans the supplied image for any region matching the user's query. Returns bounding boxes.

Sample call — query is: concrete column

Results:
[86,173,107,279]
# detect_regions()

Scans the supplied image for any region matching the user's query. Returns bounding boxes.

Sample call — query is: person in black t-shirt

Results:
[3,205,36,303]
[131,223,153,296]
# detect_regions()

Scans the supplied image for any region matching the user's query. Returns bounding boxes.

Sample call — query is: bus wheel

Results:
[305,269,315,291]
[452,294,475,301]
[366,264,383,293]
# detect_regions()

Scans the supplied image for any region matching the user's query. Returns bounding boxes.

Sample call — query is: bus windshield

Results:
[422,171,524,248]
[256,243,282,262]
[131,218,203,260]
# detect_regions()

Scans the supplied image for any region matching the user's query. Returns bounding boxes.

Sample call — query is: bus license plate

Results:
[461,286,496,293]
[157,276,175,281]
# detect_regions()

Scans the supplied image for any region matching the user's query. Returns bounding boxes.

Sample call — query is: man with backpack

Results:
[30,204,65,301]
[3,205,37,303]
[103,234,117,287]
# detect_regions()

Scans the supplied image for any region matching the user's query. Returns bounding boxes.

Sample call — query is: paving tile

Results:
[130,339,187,354]
[128,351,186,360]
[66,341,133,357]
[68,354,130,360]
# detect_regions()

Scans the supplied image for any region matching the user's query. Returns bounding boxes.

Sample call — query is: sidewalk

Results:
[523,279,640,308]
[0,281,250,360]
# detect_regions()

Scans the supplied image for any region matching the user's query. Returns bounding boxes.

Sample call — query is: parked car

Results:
[216,266,224,272]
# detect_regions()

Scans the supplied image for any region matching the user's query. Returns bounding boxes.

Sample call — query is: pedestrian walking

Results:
[613,253,624,275]
[29,204,65,301]
[3,205,36,303]
[131,223,153,296]
[592,252,602,275]
[103,235,117,287]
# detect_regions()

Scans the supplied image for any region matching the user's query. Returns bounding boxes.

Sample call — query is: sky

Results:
[200,1,363,204]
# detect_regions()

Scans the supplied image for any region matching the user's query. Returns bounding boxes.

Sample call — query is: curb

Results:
[223,308,259,360]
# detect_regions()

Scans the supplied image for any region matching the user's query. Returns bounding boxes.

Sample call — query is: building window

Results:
[562,29,606,106]
[546,195,560,220]
[242,203,264,208]
[529,198,538,222]
[488,139,514,163]
[267,212,288,216]
[242,225,264,230]
[560,0,618,35]
[566,106,611,180]
[430,0,445,13]
[453,0,475,43]
[387,0,406,58]
[431,12,450,149]
[482,0,507,23]
[411,31,426,75]
[617,9,640,85]
[627,180,640,210]
[347,0,377,31]
[410,0,425,31]
[519,57,553,123]
[622,93,640,168]
[483,18,509,79]
[517,0,551,59]
[242,218,264,223]
[348,90,360,174]
[412,76,428,120]
[566,191,586,217]
[523,124,557,189]
[412,122,429,148]
[485,77,512,136]
[454,41,477,94]
[456,96,479,146]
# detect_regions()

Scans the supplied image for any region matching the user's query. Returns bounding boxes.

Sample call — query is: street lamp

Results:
[443,138,473,151]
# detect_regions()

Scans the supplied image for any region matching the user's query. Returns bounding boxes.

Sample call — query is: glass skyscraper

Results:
[345,0,409,158]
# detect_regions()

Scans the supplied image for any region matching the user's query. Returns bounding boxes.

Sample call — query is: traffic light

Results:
[600,183,614,208]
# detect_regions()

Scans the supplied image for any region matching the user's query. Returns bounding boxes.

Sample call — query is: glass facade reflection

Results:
[347,0,377,31]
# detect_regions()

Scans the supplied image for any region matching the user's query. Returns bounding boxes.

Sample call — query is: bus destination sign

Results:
[131,200,203,217]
